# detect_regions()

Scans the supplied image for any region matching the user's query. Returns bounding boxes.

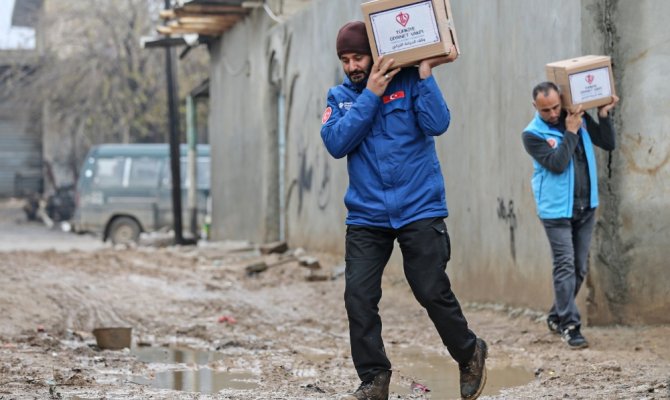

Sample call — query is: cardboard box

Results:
[361,0,460,68]
[545,55,616,110]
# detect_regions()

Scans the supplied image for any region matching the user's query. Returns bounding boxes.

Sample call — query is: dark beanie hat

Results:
[336,21,371,58]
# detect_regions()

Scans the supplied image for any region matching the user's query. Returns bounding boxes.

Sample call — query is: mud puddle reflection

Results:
[129,346,258,393]
[389,346,533,398]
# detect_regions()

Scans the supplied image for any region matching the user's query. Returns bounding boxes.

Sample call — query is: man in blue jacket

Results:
[321,21,487,400]
[522,81,618,349]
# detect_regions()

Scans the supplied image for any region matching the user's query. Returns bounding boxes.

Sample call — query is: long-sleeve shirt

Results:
[522,111,615,212]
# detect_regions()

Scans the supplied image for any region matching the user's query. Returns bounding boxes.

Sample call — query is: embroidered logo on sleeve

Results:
[322,107,332,124]
[546,138,558,149]
[383,90,405,104]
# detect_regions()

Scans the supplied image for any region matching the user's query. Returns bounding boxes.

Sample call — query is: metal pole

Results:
[186,95,198,239]
[164,0,184,244]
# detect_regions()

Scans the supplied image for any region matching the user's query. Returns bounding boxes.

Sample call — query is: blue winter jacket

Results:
[524,113,599,219]
[320,68,450,228]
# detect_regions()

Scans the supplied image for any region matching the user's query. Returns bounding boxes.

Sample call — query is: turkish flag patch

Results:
[383,90,405,104]
[322,107,332,124]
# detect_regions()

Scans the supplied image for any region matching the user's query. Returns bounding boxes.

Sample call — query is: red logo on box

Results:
[383,90,405,104]
[322,107,332,124]
[396,12,410,27]
[585,74,595,85]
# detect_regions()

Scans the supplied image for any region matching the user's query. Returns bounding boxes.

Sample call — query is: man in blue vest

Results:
[522,81,618,349]
[321,21,487,400]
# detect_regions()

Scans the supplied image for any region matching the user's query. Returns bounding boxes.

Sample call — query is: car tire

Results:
[108,217,141,245]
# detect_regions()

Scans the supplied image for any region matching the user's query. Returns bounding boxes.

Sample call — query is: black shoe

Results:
[341,370,391,400]
[561,326,589,349]
[459,338,488,400]
[546,317,560,335]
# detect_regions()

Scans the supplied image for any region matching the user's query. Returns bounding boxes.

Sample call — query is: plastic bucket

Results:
[92,327,132,350]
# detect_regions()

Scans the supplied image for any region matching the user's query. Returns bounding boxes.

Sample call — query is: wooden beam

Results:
[159,9,176,19]
[179,4,247,15]
[176,15,243,25]
[162,8,247,20]
[168,20,236,29]
[170,22,238,33]
[156,2,249,37]
[157,25,229,36]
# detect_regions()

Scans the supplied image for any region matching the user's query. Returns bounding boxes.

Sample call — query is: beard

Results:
[347,68,369,84]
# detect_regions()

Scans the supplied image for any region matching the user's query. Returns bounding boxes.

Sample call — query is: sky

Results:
[0,0,36,49]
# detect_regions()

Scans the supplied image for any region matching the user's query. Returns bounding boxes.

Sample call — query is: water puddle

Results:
[130,369,257,393]
[132,346,225,364]
[389,346,534,399]
[129,346,258,393]
[127,344,530,395]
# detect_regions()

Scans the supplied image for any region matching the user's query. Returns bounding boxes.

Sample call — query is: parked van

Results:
[73,144,210,244]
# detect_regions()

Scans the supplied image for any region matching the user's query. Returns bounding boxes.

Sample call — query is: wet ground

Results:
[0,198,104,252]
[0,199,668,399]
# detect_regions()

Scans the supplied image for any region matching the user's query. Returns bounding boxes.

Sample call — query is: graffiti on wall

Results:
[497,197,518,262]
[284,75,334,217]
[316,151,331,210]
[287,140,332,215]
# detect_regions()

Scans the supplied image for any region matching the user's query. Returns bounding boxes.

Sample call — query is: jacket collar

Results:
[342,75,367,93]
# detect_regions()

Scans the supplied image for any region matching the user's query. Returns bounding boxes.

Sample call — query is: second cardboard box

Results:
[545,55,616,110]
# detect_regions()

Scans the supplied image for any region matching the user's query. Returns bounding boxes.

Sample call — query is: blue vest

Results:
[525,113,599,219]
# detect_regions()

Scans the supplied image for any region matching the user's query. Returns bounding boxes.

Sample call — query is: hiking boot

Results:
[459,338,488,400]
[546,317,560,335]
[561,326,588,349]
[341,370,391,400]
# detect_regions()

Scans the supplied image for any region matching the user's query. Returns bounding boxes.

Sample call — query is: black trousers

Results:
[344,217,477,382]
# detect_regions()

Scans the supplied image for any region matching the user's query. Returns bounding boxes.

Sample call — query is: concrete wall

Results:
[280,2,363,253]
[430,0,583,309]
[582,0,670,325]
[208,0,670,324]
[208,12,280,243]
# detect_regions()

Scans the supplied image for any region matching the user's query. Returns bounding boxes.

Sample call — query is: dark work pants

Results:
[541,208,596,332]
[344,217,477,382]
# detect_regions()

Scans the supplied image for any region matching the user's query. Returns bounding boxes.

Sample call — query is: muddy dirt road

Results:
[0,201,668,399]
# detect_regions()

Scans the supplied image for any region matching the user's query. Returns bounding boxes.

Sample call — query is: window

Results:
[128,157,161,188]
[161,157,211,190]
[94,157,125,188]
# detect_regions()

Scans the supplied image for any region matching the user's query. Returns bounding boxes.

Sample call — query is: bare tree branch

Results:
[3,0,210,184]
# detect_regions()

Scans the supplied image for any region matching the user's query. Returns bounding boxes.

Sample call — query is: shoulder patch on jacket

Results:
[383,90,405,104]
[321,107,332,124]
[547,138,558,148]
